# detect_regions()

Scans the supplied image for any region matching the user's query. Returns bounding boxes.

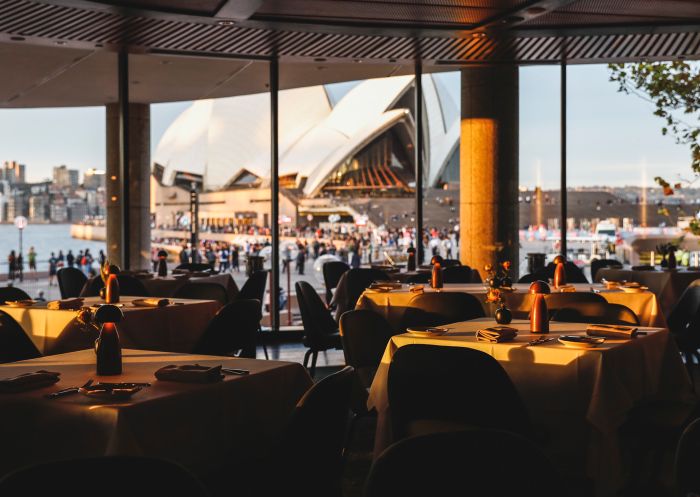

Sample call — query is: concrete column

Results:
[106,103,151,270]
[459,66,519,276]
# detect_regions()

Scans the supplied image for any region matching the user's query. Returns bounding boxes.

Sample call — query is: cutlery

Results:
[590,323,634,331]
[45,378,93,398]
[95,382,151,388]
[222,368,250,376]
[527,337,557,346]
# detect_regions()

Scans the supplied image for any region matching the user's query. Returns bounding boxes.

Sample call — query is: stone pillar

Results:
[459,66,519,276]
[106,103,151,270]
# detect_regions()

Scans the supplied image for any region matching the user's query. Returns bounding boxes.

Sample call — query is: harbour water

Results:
[0,224,105,272]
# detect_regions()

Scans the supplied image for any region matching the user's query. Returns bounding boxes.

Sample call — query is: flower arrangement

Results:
[484,261,514,306]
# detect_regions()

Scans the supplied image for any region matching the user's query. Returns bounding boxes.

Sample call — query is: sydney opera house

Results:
[151,74,459,233]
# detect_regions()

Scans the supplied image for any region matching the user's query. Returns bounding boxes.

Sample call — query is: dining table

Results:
[355,283,667,329]
[0,348,312,478]
[80,273,240,300]
[595,267,700,317]
[0,296,222,355]
[367,317,693,497]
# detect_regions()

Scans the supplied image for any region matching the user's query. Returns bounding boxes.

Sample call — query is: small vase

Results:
[157,258,168,277]
[495,305,512,324]
[95,322,122,376]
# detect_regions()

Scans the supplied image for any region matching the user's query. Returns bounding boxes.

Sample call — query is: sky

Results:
[0,64,696,187]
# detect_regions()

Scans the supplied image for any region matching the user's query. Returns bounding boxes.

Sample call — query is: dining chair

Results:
[591,258,622,282]
[441,258,461,268]
[0,287,31,304]
[0,456,208,496]
[81,275,150,297]
[675,417,700,496]
[174,282,228,305]
[295,281,342,377]
[404,272,431,284]
[551,302,640,326]
[192,299,261,358]
[56,267,87,299]
[174,262,214,272]
[322,260,349,305]
[388,344,533,441]
[666,285,700,381]
[398,292,485,332]
[521,261,590,284]
[543,291,607,319]
[235,270,268,358]
[266,366,354,497]
[0,310,41,363]
[341,267,390,314]
[442,265,474,284]
[365,429,562,497]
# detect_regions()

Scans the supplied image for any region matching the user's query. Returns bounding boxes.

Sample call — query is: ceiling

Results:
[0,0,698,107]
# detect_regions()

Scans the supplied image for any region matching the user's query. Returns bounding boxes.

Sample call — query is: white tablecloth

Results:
[368,318,693,496]
[0,297,222,354]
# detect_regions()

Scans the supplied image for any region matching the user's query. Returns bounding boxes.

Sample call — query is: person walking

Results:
[66,250,75,268]
[295,242,305,275]
[48,252,58,286]
[219,244,230,273]
[28,246,37,278]
[231,245,240,272]
[16,253,23,282]
[7,250,16,282]
[98,250,106,267]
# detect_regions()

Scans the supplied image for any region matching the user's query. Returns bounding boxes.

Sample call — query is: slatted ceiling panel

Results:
[556,0,700,18]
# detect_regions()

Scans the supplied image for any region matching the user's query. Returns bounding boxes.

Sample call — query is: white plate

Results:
[558,335,605,348]
[406,326,448,337]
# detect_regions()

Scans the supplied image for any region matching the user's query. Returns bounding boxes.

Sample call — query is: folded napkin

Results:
[132,298,171,308]
[476,326,518,343]
[586,324,638,339]
[47,298,84,310]
[408,284,424,293]
[0,370,60,393]
[154,364,223,383]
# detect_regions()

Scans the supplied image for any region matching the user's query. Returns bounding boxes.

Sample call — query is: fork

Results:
[527,337,557,346]
[45,378,93,399]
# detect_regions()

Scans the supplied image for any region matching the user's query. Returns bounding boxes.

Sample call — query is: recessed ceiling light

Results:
[10,36,25,41]
[471,32,486,39]
[55,40,66,46]
[353,58,363,63]
[217,20,235,26]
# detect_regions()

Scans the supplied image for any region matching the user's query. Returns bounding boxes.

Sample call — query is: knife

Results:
[45,378,93,398]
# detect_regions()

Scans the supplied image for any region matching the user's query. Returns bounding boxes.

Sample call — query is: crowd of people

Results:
[7,247,107,285]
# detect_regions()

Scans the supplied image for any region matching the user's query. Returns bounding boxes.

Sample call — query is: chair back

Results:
[552,302,640,326]
[80,275,149,297]
[174,282,228,305]
[365,429,562,497]
[323,261,349,304]
[543,291,607,318]
[174,262,214,272]
[442,265,474,284]
[675,417,700,496]
[667,285,700,351]
[274,366,354,497]
[296,281,338,345]
[0,310,41,363]
[0,287,31,304]
[344,268,390,308]
[0,456,207,496]
[237,270,268,303]
[441,259,461,268]
[388,344,532,440]
[193,299,261,358]
[404,272,431,284]
[399,292,485,331]
[57,267,87,299]
[339,310,394,389]
[591,258,622,282]
[521,261,589,284]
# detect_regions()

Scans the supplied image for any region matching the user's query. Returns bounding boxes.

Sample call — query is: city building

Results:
[53,165,80,189]
[28,194,49,223]
[2,161,26,185]
[83,168,106,190]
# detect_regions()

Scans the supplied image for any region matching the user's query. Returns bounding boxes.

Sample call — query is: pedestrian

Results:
[16,253,23,282]
[28,246,37,277]
[231,245,240,272]
[179,245,189,264]
[295,242,305,275]
[57,250,65,265]
[7,250,15,281]
[98,249,106,267]
[219,244,230,273]
[66,250,75,268]
[48,252,57,286]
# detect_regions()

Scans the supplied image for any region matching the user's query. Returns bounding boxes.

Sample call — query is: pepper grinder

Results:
[157,249,169,277]
[94,304,124,376]
[552,254,566,288]
[529,280,551,333]
[430,255,443,289]
[406,246,416,272]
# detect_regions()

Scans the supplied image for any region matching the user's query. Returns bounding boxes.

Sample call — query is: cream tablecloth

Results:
[367,318,692,497]
[356,283,666,329]
[0,349,312,478]
[0,296,221,355]
[141,273,239,300]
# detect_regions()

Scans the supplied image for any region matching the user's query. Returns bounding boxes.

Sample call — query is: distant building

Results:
[0,180,10,222]
[50,195,68,223]
[7,191,27,219]
[83,168,105,190]
[2,161,26,185]
[66,197,87,223]
[28,194,49,222]
[53,165,80,189]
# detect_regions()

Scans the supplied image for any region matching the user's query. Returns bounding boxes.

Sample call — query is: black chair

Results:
[552,302,640,326]
[543,291,607,319]
[174,282,228,305]
[0,310,41,363]
[0,456,208,497]
[0,287,31,304]
[388,344,532,441]
[342,267,390,312]
[322,260,349,305]
[520,261,590,284]
[517,272,540,283]
[675,417,700,496]
[174,262,214,272]
[399,292,485,332]
[404,272,431,284]
[340,309,394,390]
[266,366,354,497]
[56,267,87,299]
[666,285,700,381]
[365,429,562,497]
[441,258,461,268]
[235,270,268,358]
[442,265,474,284]
[591,258,622,282]
[80,275,149,297]
[192,299,261,358]
[296,281,342,377]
